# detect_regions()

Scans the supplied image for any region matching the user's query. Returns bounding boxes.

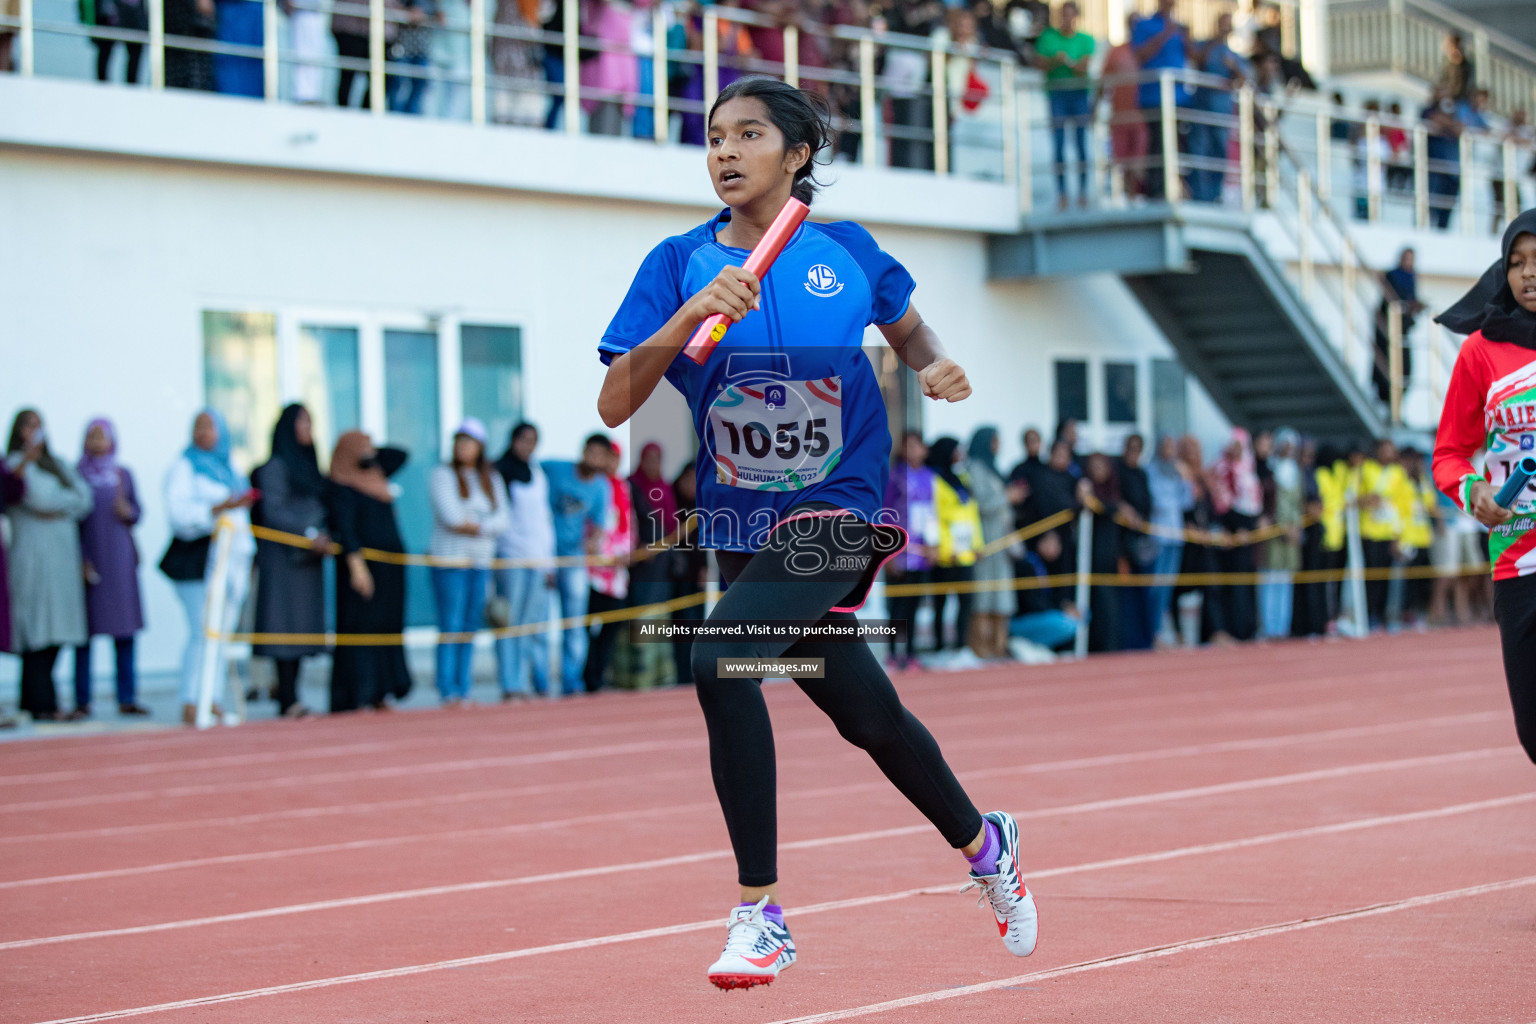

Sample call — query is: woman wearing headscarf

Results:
[492,422,556,699]
[5,410,94,721]
[429,418,510,706]
[1290,438,1330,637]
[164,409,257,724]
[926,437,983,655]
[1210,428,1263,642]
[1145,436,1194,645]
[1259,428,1303,640]
[966,427,1018,659]
[1082,452,1123,653]
[883,431,936,671]
[1431,209,1536,765]
[74,418,148,717]
[584,440,634,692]
[625,441,677,689]
[327,431,412,712]
[1174,435,1228,644]
[251,404,330,718]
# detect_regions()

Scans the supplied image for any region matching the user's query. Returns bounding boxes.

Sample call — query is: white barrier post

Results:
[1074,508,1092,658]
[18,0,33,76]
[195,518,236,730]
[263,0,279,101]
[1344,501,1368,638]
[469,0,485,125]
[369,0,385,114]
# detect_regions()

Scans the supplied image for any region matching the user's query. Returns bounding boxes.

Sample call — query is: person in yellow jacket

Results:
[1314,444,1360,629]
[1359,438,1408,627]
[926,437,983,654]
[1391,446,1437,628]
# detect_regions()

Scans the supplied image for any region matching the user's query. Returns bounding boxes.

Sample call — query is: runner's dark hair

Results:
[708,76,832,206]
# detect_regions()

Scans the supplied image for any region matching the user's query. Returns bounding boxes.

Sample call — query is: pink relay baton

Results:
[683,197,811,365]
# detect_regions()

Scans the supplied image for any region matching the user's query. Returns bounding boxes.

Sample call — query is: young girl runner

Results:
[596,76,1037,990]
[1433,208,1536,767]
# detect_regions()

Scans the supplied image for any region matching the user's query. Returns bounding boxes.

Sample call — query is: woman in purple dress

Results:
[74,419,148,716]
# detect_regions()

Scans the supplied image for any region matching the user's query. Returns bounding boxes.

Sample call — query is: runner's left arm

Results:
[879,304,972,403]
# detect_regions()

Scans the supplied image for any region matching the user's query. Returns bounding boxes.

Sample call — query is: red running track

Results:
[2,628,1533,1023]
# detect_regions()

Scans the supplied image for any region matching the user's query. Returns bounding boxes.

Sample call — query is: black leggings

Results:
[1492,574,1536,765]
[694,513,984,887]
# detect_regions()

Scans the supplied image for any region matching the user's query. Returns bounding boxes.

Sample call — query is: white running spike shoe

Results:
[963,810,1039,957]
[707,895,797,990]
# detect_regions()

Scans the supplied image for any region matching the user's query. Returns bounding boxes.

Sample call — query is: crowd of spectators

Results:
[0,406,706,726]
[884,419,1490,666]
[0,400,1498,726]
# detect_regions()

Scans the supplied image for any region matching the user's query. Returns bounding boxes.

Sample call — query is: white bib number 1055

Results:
[707,377,845,491]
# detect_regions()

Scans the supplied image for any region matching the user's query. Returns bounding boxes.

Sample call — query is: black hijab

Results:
[267,403,325,499]
[1435,209,1536,349]
[493,422,535,485]
[924,436,970,503]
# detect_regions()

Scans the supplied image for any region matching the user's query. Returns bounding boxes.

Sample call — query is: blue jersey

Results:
[599,209,915,553]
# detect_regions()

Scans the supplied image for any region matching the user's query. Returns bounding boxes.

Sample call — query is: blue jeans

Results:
[1010,610,1079,652]
[388,53,430,114]
[1187,122,1228,203]
[75,636,136,710]
[432,567,488,700]
[1049,89,1091,200]
[495,567,552,696]
[1147,539,1185,641]
[543,52,565,130]
[1259,570,1294,639]
[555,566,590,695]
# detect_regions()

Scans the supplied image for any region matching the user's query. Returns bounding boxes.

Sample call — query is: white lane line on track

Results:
[0,663,1493,812]
[0,709,1504,844]
[0,746,1510,891]
[0,742,1510,891]
[3,774,1527,956]
[762,874,1536,1024]
[20,799,1535,1022]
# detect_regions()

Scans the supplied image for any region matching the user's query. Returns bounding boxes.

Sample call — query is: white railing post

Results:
[1503,139,1519,229]
[1159,70,1178,202]
[932,46,948,176]
[783,23,798,88]
[470,0,486,125]
[1413,124,1428,228]
[1001,58,1017,187]
[1298,170,1314,301]
[195,519,235,730]
[18,0,33,76]
[1314,107,1330,201]
[1264,102,1280,203]
[1239,86,1255,212]
[370,0,386,114]
[1460,132,1475,237]
[563,0,580,134]
[703,6,719,112]
[1388,0,1404,73]
[148,0,164,88]
[1299,0,1329,80]
[859,35,877,168]
[1074,508,1092,658]
[652,2,668,141]
[1018,73,1031,214]
[1365,117,1381,221]
[263,0,279,101]
[1344,497,1368,638]
[1343,239,1358,371]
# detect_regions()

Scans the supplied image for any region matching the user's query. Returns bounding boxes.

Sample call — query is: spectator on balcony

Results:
[1131,0,1192,201]
[1328,92,1352,142]
[332,0,391,106]
[1437,31,1474,103]
[488,0,542,124]
[281,0,327,103]
[1000,0,1048,62]
[74,419,148,717]
[1034,0,1094,210]
[1423,89,1463,230]
[576,0,638,137]
[1373,247,1423,405]
[1228,0,1258,59]
[945,7,1001,179]
[82,0,148,84]
[885,0,944,171]
[165,0,217,91]
[213,0,265,97]
[1492,109,1531,230]
[971,0,1013,52]
[1384,100,1412,195]
[1352,99,1391,220]
[1099,12,1147,199]
[387,0,441,115]
[431,0,472,119]
[1188,11,1248,205]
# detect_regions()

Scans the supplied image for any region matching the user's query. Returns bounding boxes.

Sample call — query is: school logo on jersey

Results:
[805,264,843,298]
[1522,435,1534,451]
